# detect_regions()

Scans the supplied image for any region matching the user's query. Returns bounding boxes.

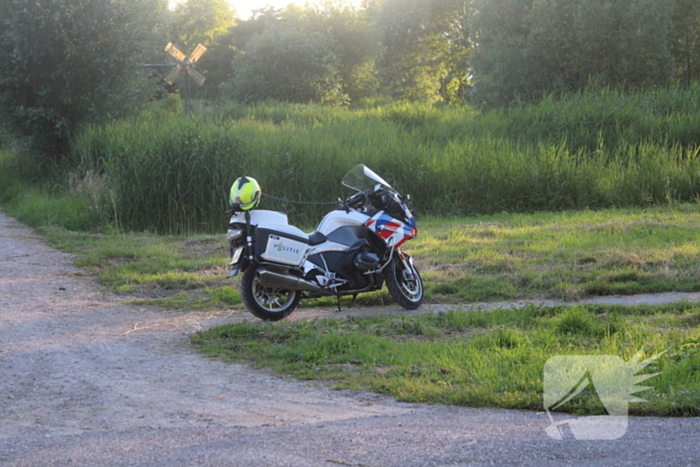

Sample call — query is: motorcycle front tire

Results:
[240,264,301,321]
[386,255,424,310]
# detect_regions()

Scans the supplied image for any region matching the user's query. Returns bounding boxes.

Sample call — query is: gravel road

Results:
[1,211,698,466]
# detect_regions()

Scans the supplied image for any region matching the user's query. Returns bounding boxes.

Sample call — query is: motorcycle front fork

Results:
[397,249,416,281]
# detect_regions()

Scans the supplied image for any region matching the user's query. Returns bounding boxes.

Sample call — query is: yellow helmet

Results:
[229,176,261,210]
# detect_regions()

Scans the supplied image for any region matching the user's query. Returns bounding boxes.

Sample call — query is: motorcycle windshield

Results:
[342,164,396,193]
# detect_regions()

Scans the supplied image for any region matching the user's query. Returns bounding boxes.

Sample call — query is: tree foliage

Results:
[170,0,235,50]
[0,0,167,161]
[671,0,700,84]
[369,0,473,103]
[228,26,344,103]
[191,7,284,97]
[225,2,382,104]
[470,0,680,107]
[228,6,285,49]
[285,2,381,101]
[212,0,473,104]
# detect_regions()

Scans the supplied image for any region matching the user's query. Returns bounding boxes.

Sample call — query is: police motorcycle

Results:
[226,164,423,321]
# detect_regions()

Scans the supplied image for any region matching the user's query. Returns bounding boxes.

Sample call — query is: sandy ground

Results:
[1,211,699,466]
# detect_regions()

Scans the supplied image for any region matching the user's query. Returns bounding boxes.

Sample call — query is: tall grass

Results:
[70,84,700,233]
[0,149,105,231]
[467,83,700,153]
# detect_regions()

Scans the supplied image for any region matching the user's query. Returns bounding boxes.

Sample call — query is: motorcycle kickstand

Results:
[335,295,342,313]
[348,294,358,308]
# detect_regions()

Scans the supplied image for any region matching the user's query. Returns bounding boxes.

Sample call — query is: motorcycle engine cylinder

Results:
[353,251,381,272]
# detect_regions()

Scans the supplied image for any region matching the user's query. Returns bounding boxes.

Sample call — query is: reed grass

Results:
[67,84,700,234]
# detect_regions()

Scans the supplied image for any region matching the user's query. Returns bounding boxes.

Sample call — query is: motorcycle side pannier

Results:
[255,227,309,267]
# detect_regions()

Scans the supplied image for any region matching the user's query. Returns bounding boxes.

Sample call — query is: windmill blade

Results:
[164,42,186,62]
[188,44,207,63]
[186,66,206,86]
[164,65,182,85]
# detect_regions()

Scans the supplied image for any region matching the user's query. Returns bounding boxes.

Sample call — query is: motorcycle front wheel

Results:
[240,265,300,321]
[386,254,424,310]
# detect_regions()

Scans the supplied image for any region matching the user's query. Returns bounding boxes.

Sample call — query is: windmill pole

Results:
[184,65,191,117]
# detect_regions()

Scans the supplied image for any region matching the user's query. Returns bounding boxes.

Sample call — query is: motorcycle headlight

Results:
[226,229,244,241]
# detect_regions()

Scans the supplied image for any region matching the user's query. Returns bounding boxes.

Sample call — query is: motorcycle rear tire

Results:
[241,264,300,321]
[386,255,424,310]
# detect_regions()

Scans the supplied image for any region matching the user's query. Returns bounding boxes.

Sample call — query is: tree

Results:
[0,0,167,161]
[369,0,473,103]
[230,6,285,49]
[170,0,235,50]
[228,26,344,103]
[618,0,674,86]
[470,0,676,107]
[285,1,381,101]
[574,0,673,87]
[671,0,700,84]
[436,0,473,101]
[469,0,534,106]
[195,7,284,97]
[524,0,579,94]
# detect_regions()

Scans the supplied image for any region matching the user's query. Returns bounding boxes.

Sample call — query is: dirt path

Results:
[1,212,698,466]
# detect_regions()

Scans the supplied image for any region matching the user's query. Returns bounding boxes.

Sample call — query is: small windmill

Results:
[163,42,207,116]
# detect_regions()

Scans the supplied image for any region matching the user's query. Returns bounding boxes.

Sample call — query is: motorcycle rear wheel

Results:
[386,255,424,310]
[241,265,300,321]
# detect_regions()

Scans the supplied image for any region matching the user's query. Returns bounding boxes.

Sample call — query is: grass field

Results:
[192,302,700,417]
[32,205,700,310]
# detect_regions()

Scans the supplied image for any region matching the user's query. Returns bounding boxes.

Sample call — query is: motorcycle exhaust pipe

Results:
[257,268,326,294]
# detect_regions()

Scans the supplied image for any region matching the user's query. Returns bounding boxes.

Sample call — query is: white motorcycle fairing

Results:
[316,210,371,235]
[230,209,362,268]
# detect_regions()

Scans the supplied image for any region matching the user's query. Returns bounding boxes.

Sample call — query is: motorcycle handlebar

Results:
[342,186,399,212]
[342,191,366,211]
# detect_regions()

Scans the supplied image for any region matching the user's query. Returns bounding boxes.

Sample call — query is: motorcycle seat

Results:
[307,231,327,246]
